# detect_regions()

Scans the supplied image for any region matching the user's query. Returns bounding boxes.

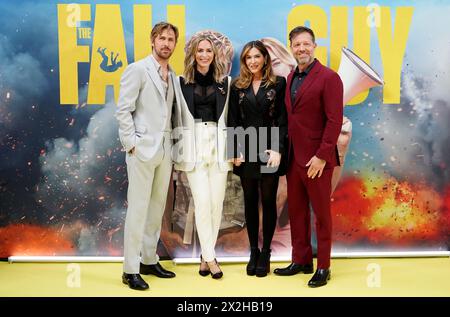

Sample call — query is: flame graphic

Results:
[1,174,448,256]
[331,175,448,245]
[0,224,75,257]
[441,188,450,239]
[0,221,124,257]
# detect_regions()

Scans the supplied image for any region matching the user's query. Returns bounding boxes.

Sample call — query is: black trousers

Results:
[240,174,279,250]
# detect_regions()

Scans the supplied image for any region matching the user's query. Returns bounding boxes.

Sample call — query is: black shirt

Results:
[290,59,317,104]
[193,68,217,122]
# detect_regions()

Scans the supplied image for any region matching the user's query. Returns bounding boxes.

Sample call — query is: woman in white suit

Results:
[175,33,232,279]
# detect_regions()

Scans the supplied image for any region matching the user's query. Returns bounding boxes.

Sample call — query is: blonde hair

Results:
[234,40,277,90]
[150,22,179,43]
[183,34,226,84]
[260,37,296,71]
[193,30,234,75]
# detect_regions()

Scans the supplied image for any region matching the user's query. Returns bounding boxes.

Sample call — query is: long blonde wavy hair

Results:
[183,35,226,84]
[191,30,234,75]
[234,40,277,90]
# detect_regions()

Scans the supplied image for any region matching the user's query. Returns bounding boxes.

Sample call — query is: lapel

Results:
[144,55,165,100]
[170,72,183,127]
[255,83,270,109]
[286,71,294,113]
[214,77,228,120]
[244,80,268,110]
[292,59,321,109]
[244,83,257,108]
[180,76,229,121]
[180,77,195,117]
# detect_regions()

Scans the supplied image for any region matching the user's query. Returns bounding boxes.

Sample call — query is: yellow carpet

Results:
[0,258,449,297]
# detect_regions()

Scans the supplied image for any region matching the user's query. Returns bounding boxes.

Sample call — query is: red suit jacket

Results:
[285,59,343,169]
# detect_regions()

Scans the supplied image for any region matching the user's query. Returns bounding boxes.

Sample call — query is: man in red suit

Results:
[273,26,343,287]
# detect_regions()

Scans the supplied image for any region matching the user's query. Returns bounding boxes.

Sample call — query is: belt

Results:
[195,121,217,127]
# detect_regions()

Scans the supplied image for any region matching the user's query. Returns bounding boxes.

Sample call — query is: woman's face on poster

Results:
[266,47,292,78]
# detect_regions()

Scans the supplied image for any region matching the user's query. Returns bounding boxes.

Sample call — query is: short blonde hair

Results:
[150,22,179,43]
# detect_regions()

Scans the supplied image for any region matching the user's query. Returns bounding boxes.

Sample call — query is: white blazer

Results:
[172,75,233,172]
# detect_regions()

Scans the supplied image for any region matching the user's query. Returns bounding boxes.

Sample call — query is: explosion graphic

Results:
[0,224,75,257]
[332,174,450,246]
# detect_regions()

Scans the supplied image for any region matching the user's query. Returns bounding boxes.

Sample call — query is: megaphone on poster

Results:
[338,47,384,132]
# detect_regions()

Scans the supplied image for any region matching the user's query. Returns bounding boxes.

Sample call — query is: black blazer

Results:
[228,76,288,178]
[179,76,229,122]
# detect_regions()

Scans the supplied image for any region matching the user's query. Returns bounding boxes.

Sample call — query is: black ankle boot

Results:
[255,248,271,277]
[246,248,260,276]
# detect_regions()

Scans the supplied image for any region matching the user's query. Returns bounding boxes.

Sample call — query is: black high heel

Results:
[246,248,260,276]
[255,248,271,277]
[209,259,223,279]
[198,255,210,277]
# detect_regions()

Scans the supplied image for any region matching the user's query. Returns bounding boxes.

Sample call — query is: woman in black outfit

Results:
[228,40,287,277]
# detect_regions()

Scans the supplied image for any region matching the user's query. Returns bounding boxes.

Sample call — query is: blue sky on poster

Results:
[1,0,450,185]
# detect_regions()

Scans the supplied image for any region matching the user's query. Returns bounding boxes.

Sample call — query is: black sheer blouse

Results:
[193,68,217,122]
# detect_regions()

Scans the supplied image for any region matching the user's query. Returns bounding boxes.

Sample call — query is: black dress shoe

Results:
[140,262,176,278]
[255,248,271,277]
[122,273,149,290]
[246,248,260,276]
[308,269,331,288]
[273,262,314,276]
[199,255,210,277]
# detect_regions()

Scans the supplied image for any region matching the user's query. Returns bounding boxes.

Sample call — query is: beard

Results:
[295,55,312,66]
[154,46,174,60]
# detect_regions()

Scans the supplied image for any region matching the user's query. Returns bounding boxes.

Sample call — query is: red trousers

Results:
[287,162,333,269]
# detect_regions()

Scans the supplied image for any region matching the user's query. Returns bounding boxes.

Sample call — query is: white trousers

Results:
[186,122,228,262]
[123,132,172,274]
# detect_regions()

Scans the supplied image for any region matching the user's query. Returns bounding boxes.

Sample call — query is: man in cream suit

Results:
[116,22,182,290]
